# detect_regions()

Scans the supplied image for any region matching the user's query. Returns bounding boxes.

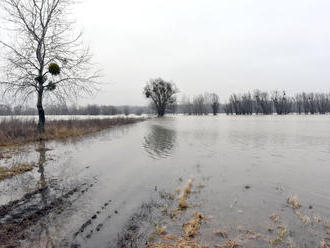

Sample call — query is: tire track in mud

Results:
[0,180,96,247]
[110,182,198,248]
[112,165,209,248]
[65,199,115,248]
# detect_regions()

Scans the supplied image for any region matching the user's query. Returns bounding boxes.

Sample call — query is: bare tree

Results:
[123,106,130,116]
[294,93,304,114]
[316,93,329,114]
[143,78,178,117]
[192,94,207,115]
[253,90,273,115]
[208,93,220,115]
[180,95,193,115]
[271,91,291,115]
[0,0,98,132]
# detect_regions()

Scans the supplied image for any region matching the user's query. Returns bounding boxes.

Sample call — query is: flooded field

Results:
[1,115,330,247]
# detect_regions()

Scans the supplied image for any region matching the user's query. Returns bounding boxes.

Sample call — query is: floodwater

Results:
[0,115,330,247]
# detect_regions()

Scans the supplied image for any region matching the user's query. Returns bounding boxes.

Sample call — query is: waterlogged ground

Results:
[0,115,330,247]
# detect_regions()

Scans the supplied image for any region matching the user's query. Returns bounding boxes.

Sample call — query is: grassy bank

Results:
[0,117,146,147]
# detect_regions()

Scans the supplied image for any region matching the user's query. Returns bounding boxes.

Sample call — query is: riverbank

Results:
[0,117,146,147]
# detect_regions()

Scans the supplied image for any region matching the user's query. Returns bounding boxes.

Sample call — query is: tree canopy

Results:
[0,0,98,132]
[143,78,177,117]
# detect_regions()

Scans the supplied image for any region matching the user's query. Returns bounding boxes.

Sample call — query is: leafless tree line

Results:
[179,93,220,115]
[224,90,330,115]
[0,104,147,116]
[2,90,329,117]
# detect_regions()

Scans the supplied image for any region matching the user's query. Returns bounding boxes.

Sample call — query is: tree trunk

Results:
[37,90,45,133]
[157,105,165,117]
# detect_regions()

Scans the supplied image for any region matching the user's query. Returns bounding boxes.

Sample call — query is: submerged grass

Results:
[148,179,209,248]
[287,195,301,209]
[0,117,145,147]
[0,163,35,180]
[151,238,207,248]
[182,212,204,237]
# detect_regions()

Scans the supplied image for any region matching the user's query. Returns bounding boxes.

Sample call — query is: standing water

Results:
[0,115,330,247]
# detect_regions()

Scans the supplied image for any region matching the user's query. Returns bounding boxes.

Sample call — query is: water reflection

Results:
[35,141,55,248]
[143,124,176,159]
[36,141,48,190]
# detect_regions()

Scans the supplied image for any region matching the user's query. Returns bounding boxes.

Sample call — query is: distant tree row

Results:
[2,88,329,117]
[224,90,330,115]
[143,78,330,116]
[178,93,220,115]
[0,104,147,116]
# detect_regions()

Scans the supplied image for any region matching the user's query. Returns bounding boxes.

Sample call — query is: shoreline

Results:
[0,117,147,148]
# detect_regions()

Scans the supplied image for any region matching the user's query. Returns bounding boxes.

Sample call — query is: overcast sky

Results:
[3,0,330,106]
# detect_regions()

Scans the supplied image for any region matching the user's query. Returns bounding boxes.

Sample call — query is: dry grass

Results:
[270,226,287,246]
[295,210,311,224]
[170,179,194,219]
[155,224,167,235]
[148,180,208,248]
[0,117,145,147]
[0,163,35,180]
[215,240,240,248]
[214,229,228,239]
[270,213,280,223]
[287,195,301,209]
[320,239,328,248]
[178,179,193,210]
[150,238,208,248]
[182,212,204,237]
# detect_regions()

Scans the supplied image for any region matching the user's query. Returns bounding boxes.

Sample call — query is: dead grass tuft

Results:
[214,229,228,239]
[0,163,35,180]
[155,224,167,235]
[178,197,189,210]
[295,210,311,224]
[270,213,280,222]
[170,179,194,218]
[182,212,204,237]
[150,237,208,248]
[270,226,287,245]
[287,195,301,209]
[183,179,193,195]
[215,240,240,248]
[320,239,327,248]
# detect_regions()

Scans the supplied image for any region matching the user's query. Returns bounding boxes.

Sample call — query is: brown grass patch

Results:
[148,180,208,248]
[215,240,240,248]
[182,212,204,237]
[270,213,280,222]
[178,179,193,210]
[0,117,145,147]
[170,179,194,219]
[287,195,301,209]
[295,210,311,224]
[150,237,208,248]
[320,239,328,248]
[0,163,35,180]
[214,229,228,239]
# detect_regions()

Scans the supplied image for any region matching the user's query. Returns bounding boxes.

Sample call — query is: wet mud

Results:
[0,181,96,247]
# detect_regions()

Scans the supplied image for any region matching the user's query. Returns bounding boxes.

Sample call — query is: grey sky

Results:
[3,0,330,106]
